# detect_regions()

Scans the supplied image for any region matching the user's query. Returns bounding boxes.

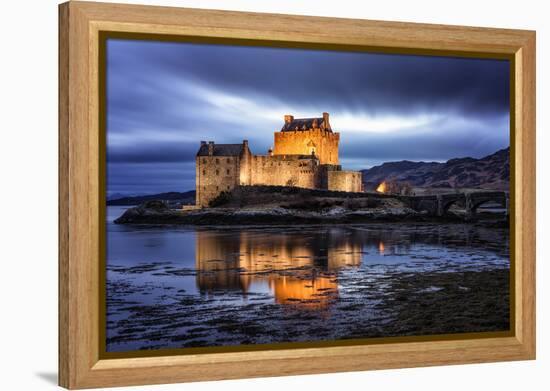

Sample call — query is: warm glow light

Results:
[269,275,337,309]
[378,241,385,254]
[376,181,387,193]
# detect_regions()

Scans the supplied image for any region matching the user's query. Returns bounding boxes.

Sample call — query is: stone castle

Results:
[195,112,362,207]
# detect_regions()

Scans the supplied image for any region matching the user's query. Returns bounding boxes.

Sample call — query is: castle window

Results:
[215,158,219,164]
[216,186,219,190]
[227,158,231,163]
[215,169,219,175]
[226,169,230,175]
[202,170,205,175]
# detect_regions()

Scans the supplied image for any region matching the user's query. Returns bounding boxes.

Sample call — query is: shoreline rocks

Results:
[114,200,474,226]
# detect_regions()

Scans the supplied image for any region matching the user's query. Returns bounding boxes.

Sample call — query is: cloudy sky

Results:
[106,39,510,196]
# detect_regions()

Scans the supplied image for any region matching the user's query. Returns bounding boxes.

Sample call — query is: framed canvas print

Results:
[58,1,536,389]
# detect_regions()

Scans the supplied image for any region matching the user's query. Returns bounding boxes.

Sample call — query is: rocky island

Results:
[113,185,421,225]
[113,185,508,225]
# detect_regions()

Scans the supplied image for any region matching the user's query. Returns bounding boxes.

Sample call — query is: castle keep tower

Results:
[273,112,339,165]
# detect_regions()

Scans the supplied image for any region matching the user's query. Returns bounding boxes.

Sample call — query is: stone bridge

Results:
[399,191,509,217]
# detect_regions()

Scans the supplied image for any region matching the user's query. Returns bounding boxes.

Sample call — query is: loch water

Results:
[106,206,510,352]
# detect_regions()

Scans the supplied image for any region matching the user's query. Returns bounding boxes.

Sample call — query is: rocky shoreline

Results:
[113,199,428,225]
[113,200,507,226]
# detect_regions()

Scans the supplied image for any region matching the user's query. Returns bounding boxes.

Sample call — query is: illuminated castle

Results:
[195,112,362,207]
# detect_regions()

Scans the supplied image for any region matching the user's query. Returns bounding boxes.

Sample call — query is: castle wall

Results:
[250,155,320,189]
[327,171,362,193]
[273,129,340,165]
[196,155,241,207]
[196,155,362,207]
[316,164,341,190]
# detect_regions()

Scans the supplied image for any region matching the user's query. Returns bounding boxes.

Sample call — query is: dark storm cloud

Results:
[108,40,509,116]
[106,39,510,195]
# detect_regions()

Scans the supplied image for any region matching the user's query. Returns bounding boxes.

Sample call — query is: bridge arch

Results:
[440,194,467,216]
[414,198,439,215]
[471,197,507,214]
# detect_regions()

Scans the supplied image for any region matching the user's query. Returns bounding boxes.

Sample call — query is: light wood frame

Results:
[59,1,536,389]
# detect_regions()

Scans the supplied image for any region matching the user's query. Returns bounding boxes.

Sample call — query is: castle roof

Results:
[197,143,244,157]
[280,114,332,132]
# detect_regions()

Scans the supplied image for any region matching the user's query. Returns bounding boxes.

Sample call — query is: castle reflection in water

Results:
[195,228,397,309]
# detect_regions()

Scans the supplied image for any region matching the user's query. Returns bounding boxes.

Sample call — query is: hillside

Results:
[107,191,195,206]
[362,147,509,191]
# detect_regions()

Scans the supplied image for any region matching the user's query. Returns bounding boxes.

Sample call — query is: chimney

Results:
[200,140,207,145]
[208,141,214,156]
[322,112,330,131]
[243,139,249,149]
[268,147,273,156]
[284,114,294,123]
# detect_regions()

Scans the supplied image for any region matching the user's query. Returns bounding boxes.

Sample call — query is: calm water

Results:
[106,206,510,352]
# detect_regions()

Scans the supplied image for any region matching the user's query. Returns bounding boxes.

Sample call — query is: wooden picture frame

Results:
[59,1,536,389]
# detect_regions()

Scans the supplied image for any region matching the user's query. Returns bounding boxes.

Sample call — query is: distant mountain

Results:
[362,147,510,191]
[107,191,196,206]
[107,192,131,201]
